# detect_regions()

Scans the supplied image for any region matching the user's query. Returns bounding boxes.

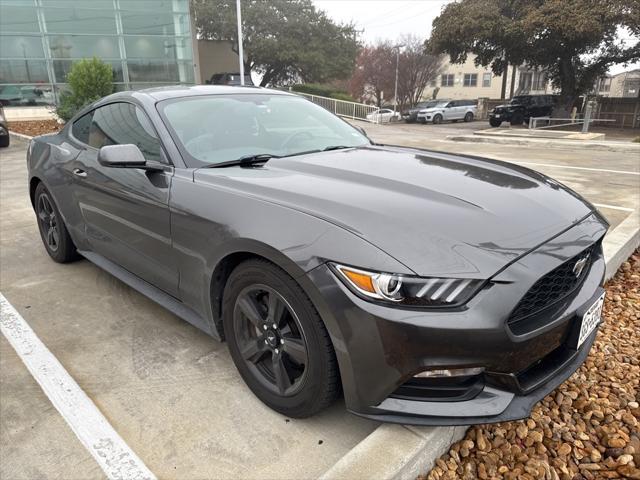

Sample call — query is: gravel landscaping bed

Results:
[8,120,61,137]
[422,250,640,480]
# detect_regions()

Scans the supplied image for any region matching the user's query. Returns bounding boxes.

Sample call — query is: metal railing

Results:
[294,92,382,123]
[528,116,616,131]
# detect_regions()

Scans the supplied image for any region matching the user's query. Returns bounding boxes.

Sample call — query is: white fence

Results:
[294,92,382,123]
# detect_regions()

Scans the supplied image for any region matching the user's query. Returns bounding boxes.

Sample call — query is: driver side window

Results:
[88,103,164,163]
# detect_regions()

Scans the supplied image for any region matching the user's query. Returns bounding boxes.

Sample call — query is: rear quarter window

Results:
[71,112,93,144]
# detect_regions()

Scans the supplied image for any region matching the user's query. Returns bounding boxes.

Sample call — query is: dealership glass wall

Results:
[0,0,195,106]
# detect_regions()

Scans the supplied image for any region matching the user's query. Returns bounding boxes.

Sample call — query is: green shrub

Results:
[55,57,113,122]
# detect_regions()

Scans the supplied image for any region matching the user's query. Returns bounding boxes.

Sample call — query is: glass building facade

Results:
[0,0,195,106]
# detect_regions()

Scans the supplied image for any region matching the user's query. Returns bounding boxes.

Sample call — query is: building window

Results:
[598,77,611,92]
[463,73,477,87]
[441,74,454,87]
[532,71,547,91]
[482,72,492,87]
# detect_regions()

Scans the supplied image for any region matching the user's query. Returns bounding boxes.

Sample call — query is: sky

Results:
[312,0,639,75]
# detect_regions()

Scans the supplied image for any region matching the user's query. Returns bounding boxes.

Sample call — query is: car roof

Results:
[101,85,292,103]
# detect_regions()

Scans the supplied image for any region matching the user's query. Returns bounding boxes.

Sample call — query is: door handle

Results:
[72,168,87,178]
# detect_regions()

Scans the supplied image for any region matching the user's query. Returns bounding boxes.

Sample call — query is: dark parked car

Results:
[402,100,440,123]
[489,95,559,127]
[206,72,254,86]
[28,85,608,425]
[0,106,9,147]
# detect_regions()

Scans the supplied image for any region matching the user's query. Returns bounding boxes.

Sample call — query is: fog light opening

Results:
[413,367,484,378]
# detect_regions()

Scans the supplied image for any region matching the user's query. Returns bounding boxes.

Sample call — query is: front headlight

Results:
[331,264,484,307]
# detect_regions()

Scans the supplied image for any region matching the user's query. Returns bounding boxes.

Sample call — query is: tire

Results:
[0,135,9,148]
[489,118,502,127]
[222,259,340,418]
[34,183,79,263]
[464,112,474,122]
[433,114,443,125]
[510,113,524,126]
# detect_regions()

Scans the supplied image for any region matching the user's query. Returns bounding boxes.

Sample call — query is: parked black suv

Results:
[489,95,559,127]
[206,73,254,86]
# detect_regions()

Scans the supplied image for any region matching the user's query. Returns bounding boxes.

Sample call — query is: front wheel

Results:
[489,118,502,127]
[432,114,443,125]
[464,112,474,122]
[223,259,340,418]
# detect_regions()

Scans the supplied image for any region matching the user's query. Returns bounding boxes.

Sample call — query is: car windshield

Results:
[510,96,531,104]
[433,102,449,108]
[160,94,370,166]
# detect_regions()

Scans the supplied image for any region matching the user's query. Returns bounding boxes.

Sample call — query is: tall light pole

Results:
[393,44,405,115]
[236,0,245,85]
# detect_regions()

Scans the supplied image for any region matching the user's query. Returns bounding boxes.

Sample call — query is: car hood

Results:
[194,146,595,278]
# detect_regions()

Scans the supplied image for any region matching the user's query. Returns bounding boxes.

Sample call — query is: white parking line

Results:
[511,161,640,176]
[0,294,156,480]
[593,203,636,213]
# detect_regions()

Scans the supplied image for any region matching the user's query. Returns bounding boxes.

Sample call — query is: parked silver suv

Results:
[417,100,477,124]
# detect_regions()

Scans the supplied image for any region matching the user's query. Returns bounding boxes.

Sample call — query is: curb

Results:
[446,134,640,153]
[8,131,33,142]
[603,212,640,281]
[319,424,468,480]
[319,215,638,480]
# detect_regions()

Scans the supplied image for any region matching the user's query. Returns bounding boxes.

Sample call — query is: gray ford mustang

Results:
[28,85,608,425]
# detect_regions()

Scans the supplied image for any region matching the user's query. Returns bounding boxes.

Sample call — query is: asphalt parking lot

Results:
[1,125,639,479]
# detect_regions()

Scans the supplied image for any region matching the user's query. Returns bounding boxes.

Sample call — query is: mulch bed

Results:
[8,120,62,137]
[422,250,640,480]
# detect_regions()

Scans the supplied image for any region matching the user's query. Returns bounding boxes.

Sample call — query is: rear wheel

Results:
[489,118,502,127]
[433,114,443,125]
[222,259,340,418]
[34,183,78,263]
[464,112,474,122]
[0,135,9,148]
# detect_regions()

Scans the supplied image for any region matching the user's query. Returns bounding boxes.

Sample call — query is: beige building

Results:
[422,54,553,101]
[594,69,640,97]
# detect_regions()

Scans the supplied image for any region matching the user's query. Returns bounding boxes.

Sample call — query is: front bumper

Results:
[306,214,607,425]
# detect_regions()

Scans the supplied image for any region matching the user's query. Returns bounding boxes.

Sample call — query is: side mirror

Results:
[98,144,147,168]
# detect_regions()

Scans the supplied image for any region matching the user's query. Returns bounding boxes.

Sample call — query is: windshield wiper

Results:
[205,153,278,168]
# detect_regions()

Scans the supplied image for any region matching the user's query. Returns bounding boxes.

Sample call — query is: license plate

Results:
[577,293,605,349]
[494,114,501,118]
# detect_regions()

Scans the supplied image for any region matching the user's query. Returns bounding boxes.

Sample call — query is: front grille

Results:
[508,245,595,326]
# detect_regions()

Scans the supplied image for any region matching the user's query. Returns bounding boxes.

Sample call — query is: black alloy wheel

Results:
[223,259,340,417]
[34,182,78,263]
[37,192,60,253]
[233,284,308,396]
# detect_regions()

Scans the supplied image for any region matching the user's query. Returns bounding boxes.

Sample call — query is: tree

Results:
[428,0,640,114]
[348,42,396,106]
[191,0,359,87]
[395,35,445,110]
[55,57,113,122]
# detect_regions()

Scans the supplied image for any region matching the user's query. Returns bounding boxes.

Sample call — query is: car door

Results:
[442,101,456,121]
[70,101,178,297]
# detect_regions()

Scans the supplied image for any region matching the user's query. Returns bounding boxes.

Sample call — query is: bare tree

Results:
[396,35,445,110]
[348,42,396,106]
